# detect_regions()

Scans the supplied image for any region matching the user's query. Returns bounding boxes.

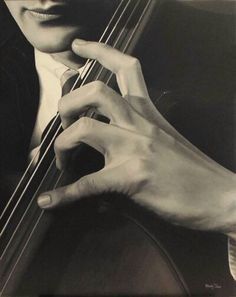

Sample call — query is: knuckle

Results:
[58,98,65,115]
[54,128,75,154]
[142,135,157,154]
[91,80,106,95]
[77,116,94,133]
[54,135,65,153]
[99,42,109,50]
[127,158,152,193]
[88,176,98,191]
[76,176,96,196]
[58,96,70,118]
[145,123,161,140]
[96,42,110,56]
[127,56,141,70]
[92,42,105,52]
[134,158,150,174]
[131,158,151,180]
[55,158,62,170]
[76,177,89,193]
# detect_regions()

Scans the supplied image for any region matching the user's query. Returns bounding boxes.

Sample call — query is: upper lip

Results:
[27,6,66,15]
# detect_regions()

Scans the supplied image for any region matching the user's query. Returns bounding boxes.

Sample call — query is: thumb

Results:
[37,168,116,209]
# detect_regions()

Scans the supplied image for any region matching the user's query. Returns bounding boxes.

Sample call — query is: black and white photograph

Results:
[0,0,235,296]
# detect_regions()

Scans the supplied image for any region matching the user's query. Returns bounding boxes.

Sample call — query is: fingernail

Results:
[38,195,52,208]
[73,39,87,47]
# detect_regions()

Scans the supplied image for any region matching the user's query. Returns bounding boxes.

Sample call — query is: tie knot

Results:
[61,69,79,96]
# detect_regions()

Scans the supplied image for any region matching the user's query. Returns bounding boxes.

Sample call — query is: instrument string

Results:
[0,0,140,248]
[53,0,149,188]
[21,0,148,235]
[0,2,152,292]
[0,154,56,259]
[0,0,130,224]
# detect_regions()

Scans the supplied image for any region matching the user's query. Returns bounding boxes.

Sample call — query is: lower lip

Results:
[27,10,63,21]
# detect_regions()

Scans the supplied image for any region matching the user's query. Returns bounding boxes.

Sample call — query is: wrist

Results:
[221,173,236,236]
[204,170,236,234]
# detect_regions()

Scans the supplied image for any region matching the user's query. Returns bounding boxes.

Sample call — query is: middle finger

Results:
[59,80,140,129]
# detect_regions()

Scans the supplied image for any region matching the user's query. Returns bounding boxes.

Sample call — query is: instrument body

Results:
[0,0,234,296]
[0,1,190,295]
[1,196,189,295]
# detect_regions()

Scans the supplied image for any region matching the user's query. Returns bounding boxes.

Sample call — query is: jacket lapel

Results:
[0,33,39,178]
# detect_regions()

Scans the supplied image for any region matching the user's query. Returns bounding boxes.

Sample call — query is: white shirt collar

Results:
[34,49,70,80]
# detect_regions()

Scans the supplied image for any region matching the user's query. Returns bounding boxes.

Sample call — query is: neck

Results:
[51,50,85,70]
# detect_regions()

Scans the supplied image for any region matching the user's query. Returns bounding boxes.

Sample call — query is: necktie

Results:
[60,68,95,119]
[61,68,80,96]
[41,69,81,139]
[30,69,81,165]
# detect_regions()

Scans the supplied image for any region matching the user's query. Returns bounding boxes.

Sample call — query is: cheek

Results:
[4,1,25,27]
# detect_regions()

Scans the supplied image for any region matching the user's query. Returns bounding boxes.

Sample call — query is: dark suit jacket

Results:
[0,1,235,295]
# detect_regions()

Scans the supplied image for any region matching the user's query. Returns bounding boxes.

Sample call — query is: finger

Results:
[59,80,132,129]
[54,117,124,169]
[37,166,124,209]
[72,39,149,99]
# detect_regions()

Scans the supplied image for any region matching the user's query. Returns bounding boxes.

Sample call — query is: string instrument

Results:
[0,1,191,295]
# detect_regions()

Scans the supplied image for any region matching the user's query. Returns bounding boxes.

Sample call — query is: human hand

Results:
[38,39,236,235]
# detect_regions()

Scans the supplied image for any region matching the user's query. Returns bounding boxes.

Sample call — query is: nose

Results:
[39,0,68,4]
[37,0,69,7]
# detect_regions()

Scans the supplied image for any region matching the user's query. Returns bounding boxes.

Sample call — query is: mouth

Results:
[26,6,67,22]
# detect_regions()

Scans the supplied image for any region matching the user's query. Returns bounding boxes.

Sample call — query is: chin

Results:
[30,37,72,54]
[25,26,88,53]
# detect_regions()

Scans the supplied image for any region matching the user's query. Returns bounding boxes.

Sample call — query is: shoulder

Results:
[0,22,38,109]
[0,13,39,176]
[0,1,36,83]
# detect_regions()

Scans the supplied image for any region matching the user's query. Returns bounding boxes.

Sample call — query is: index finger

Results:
[72,39,149,99]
